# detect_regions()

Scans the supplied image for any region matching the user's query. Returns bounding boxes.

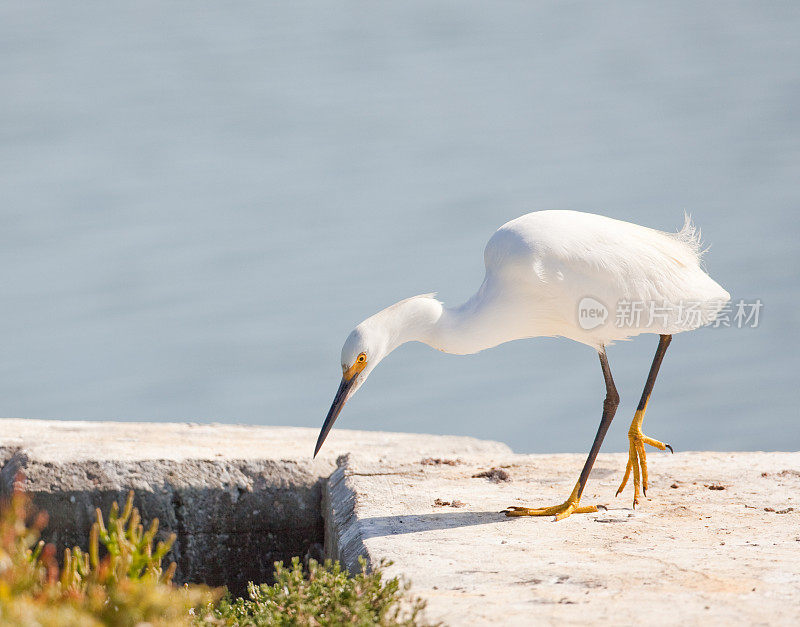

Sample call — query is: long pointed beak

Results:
[314,375,357,458]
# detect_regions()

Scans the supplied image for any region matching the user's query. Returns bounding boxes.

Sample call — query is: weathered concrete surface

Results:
[326,451,800,626]
[0,418,510,594]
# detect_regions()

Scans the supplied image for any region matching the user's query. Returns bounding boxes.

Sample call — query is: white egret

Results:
[315,210,729,520]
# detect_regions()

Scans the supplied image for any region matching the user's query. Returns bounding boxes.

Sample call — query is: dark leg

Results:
[504,348,619,521]
[576,349,620,498]
[616,334,673,506]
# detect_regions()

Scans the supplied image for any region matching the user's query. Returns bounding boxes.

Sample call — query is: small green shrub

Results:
[0,489,217,626]
[0,490,434,626]
[206,556,432,627]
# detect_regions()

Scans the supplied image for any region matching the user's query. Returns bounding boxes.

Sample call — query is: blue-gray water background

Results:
[2,2,798,453]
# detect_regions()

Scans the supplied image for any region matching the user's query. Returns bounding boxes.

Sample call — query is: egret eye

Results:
[357,353,367,364]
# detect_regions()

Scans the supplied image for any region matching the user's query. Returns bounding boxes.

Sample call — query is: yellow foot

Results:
[616,428,673,507]
[503,501,601,521]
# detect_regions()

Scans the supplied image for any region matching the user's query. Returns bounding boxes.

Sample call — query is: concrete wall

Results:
[0,419,510,595]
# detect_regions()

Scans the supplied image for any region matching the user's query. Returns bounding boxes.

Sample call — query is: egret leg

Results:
[504,349,619,521]
[616,334,673,507]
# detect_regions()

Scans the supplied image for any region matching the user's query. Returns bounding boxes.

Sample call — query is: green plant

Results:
[0,489,218,626]
[60,490,178,589]
[0,489,434,626]
[206,556,433,627]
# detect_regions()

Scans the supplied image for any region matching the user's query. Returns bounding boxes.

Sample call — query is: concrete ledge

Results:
[0,418,510,594]
[324,451,800,625]
[6,418,799,623]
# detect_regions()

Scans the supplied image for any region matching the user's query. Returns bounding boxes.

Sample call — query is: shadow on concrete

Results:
[358,511,512,538]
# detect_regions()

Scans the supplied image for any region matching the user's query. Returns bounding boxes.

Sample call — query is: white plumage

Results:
[474,210,729,349]
[316,210,729,520]
[343,210,727,370]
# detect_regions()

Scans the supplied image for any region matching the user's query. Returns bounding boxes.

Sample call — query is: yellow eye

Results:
[357,353,367,364]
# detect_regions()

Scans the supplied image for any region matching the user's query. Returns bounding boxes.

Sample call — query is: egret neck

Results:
[362,288,534,361]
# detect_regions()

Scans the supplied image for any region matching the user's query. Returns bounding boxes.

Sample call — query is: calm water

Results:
[1,2,798,453]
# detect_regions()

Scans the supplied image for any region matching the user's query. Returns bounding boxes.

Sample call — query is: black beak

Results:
[314,375,356,458]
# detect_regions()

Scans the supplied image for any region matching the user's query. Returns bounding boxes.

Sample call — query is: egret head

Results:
[314,324,388,457]
[314,294,442,457]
